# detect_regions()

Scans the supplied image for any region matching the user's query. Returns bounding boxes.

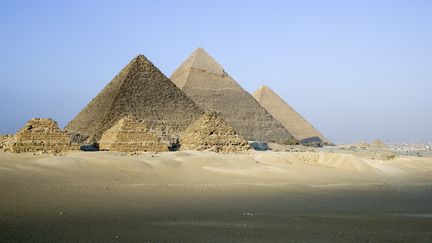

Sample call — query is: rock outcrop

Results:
[180,112,250,153]
[10,118,78,153]
[99,116,168,152]
[253,85,329,145]
[65,55,204,148]
[170,48,294,143]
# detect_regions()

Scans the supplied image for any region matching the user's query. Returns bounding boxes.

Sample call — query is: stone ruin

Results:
[9,118,78,154]
[180,112,250,153]
[98,116,169,153]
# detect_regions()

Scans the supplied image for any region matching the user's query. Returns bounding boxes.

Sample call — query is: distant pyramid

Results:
[180,112,250,153]
[170,48,293,143]
[253,85,329,144]
[99,116,168,152]
[65,55,204,146]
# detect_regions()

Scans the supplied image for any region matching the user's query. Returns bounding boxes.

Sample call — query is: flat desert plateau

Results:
[1,148,432,242]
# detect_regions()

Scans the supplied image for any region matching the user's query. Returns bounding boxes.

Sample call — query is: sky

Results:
[0,0,431,144]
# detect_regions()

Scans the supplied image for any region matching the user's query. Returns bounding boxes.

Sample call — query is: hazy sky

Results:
[1,0,431,143]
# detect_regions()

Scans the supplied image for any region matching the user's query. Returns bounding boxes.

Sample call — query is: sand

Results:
[1,150,431,242]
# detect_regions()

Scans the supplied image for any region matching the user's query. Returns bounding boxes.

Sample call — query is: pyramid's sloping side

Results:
[65,55,204,143]
[253,86,329,144]
[65,59,133,142]
[170,48,293,143]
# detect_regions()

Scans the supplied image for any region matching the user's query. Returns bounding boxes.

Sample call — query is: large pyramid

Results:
[65,55,204,146]
[170,48,294,143]
[253,85,329,144]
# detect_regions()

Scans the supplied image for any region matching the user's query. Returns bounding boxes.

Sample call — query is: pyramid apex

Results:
[257,85,277,96]
[253,85,273,101]
[133,54,148,61]
[259,85,271,91]
[195,47,206,52]
[191,47,214,61]
[193,47,211,57]
[127,54,157,70]
[171,47,225,79]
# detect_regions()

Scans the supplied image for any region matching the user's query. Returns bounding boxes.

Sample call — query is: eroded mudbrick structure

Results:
[180,112,250,153]
[99,116,168,152]
[170,48,294,143]
[11,118,78,153]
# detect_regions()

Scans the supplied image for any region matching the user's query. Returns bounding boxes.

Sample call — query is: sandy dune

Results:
[2,150,430,184]
[1,150,431,242]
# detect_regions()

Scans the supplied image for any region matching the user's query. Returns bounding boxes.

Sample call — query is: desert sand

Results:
[1,149,431,242]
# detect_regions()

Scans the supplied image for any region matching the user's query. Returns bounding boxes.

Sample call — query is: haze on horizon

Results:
[0,0,431,144]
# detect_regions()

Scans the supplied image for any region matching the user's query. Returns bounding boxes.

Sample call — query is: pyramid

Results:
[253,85,329,144]
[99,116,168,152]
[11,118,78,153]
[180,112,250,153]
[65,55,204,146]
[170,48,294,143]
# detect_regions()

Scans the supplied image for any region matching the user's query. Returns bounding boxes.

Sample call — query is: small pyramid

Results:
[171,48,294,143]
[99,116,168,152]
[180,112,250,153]
[65,55,204,146]
[253,85,329,144]
[11,118,78,153]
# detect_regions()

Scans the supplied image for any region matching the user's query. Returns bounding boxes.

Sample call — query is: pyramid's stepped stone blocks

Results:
[253,85,329,145]
[11,118,79,153]
[171,48,294,143]
[180,112,250,153]
[99,116,168,152]
[0,134,14,151]
[65,55,204,147]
